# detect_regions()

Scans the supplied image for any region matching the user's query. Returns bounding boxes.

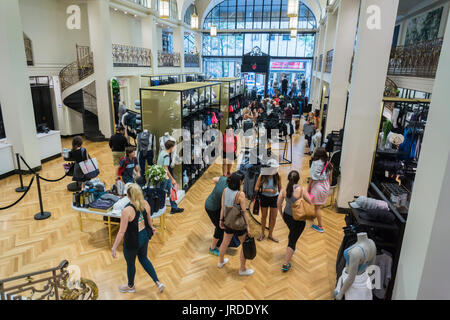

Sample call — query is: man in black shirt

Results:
[281,76,289,96]
[109,126,129,169]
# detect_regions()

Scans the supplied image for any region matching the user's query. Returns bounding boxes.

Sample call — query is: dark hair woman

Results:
[277,170,312,272]
[254,161,282,242]
[70,136,90,186]
[309,147,333,233]
[218,172,254,276]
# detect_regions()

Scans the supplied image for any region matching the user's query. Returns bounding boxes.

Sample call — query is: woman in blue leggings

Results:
[112,184,165,294]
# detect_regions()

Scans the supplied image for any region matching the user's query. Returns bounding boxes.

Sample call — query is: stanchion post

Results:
[15,153,29,193]
[34,173,51,221]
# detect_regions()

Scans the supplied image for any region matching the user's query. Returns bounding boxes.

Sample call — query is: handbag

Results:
[252,188,262,216]
[243,235,257,260]
[291,191,316,221]
[63,163,74,176]
[223,192,247,231]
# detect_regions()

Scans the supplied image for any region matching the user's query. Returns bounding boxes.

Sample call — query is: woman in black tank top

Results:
[111,184,165,294]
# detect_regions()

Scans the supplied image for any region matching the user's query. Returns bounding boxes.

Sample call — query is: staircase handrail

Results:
[59,45,94,92]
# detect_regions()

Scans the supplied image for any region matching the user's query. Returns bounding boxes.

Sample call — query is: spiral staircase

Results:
[59,45,105,141]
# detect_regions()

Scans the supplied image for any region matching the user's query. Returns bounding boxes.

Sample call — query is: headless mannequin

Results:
[334,232,376,300]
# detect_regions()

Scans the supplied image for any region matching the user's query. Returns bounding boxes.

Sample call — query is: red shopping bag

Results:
[170,188,178,201]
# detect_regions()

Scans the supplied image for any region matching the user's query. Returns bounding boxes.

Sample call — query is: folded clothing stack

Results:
[349,196,389,211]
[89,199,116,212]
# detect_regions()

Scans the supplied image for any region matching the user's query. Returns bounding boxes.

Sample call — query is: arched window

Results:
[203,0,316,30]
[184,4,196,25]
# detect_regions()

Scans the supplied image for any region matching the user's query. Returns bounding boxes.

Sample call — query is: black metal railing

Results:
[184,53,200,68]
[112,44,152,68]
[158,51,181,67]
[325,49,334,73]
[319,54,323,72]
[388,38,443,78]
[0,260,98,300]
[59,45,94,91]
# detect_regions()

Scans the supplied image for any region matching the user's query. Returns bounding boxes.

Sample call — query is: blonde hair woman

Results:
[111,184,165,293]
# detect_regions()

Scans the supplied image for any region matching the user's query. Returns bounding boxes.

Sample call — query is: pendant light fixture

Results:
[210,24,217,37]
[190,3,198,30]
[287,0,299,17]
[289,16,298,30]
[290,29,297,38]
[159,0,170,19]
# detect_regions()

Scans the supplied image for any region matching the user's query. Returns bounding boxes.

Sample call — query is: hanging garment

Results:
[374,250,393,300]
[335,268,373,300]
[211,112,218,125]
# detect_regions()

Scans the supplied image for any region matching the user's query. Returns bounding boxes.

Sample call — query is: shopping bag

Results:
[170,188,178,201]
[252,194,261,216]
[243,236,257,260]
[79,157,100,179]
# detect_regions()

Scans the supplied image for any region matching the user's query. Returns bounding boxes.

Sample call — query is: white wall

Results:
[110,8,143,47]
[19,0,90,68]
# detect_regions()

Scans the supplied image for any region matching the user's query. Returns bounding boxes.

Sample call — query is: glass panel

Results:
[236,34,244,56]
[269,34,278,56]
[219,34,227,56]
[263,3,271,29]
[278,34,289,56]
[305,34,315,57]
[271,1,281,29]
[253,5,262,29]
[261,33,270,54]
[245,4,253,29]
[287,35,296,56]
[211,36,220,55]
[296,35,306,57]
[252,33,261,50]
[280,3,288,28]
[244,33,253,54]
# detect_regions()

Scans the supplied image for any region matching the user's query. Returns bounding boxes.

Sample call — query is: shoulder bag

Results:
[223,191,247,231]
[291,188,316,221]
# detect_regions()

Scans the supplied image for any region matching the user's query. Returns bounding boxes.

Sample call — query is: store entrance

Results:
[269,59,312,98]
[243,72,266,98]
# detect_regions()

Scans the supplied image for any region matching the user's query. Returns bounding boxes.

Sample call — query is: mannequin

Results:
[334,232,376,300]
[137,129,155,179]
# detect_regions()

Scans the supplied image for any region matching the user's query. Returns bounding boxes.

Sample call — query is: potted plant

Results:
[145,164,166,187]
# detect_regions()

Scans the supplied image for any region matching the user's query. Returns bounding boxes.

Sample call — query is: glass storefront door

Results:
[269,59,312,98]
[243,73,266,97]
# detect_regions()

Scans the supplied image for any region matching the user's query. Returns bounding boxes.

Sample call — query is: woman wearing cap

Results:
[254,160,282,242]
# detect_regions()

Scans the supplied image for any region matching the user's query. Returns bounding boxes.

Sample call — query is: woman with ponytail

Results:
[112,184,165,294]
[277,171,312,272]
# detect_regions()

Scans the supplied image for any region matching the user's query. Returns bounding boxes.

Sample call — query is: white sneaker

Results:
[218,258,229,268]
[157,283,165,293]
[238,269,254,276]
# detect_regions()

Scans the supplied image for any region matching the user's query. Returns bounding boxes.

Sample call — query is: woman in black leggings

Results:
[277,170,313,272]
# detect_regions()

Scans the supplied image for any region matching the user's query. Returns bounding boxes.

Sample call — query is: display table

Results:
[0,139,14,178]
[72,205,167,246]
[37,130,62,161]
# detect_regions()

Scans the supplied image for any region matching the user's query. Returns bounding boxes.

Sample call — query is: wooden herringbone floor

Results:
[0,132,345,300]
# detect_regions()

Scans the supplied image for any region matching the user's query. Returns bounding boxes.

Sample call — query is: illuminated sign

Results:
[271,61,305,70]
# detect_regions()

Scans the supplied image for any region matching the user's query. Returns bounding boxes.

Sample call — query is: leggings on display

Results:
[138,150,154,179]
[282,212,306,251]
[123,229,159,287]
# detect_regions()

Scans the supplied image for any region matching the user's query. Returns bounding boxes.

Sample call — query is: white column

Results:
[315,19,328,111]
[173,25,185,72]
[194,31,202,72]
[0,0,41,169]
[336,0,399,208]
[142,15,159,75]
[324,0,359,135]
[393,18,450,300]
[87,0,113,138]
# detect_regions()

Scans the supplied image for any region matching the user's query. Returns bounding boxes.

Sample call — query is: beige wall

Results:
[110,8,143,47]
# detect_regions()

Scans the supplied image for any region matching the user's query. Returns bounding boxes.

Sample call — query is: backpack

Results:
[118,157,130,177]
[144,187,166,214]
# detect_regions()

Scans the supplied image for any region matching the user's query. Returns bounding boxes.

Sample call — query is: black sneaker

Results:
[170,208,184,214]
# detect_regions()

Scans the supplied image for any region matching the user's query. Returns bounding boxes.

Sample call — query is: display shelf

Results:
[141,73,205,87]
[205,77,245,132]
[140,82,221,191]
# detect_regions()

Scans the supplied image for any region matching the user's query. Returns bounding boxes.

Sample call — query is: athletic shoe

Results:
[282,263,292,272]
[119,284,136,293]
[170,208,184,214]
[157,283,165,293]
[238,269,254,276]
[218,258,229,268]
[312,225,324,233]
[209,248,220,256]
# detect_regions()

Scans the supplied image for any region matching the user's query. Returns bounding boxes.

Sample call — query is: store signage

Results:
[271,61,305,70]
[252,64,257,70]
[66,5,81,30]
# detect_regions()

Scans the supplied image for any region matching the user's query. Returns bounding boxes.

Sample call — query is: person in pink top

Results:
[222,126,237,177]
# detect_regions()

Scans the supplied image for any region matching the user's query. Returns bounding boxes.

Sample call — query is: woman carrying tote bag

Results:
[218,172,254,276]
[277,170,313,272]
